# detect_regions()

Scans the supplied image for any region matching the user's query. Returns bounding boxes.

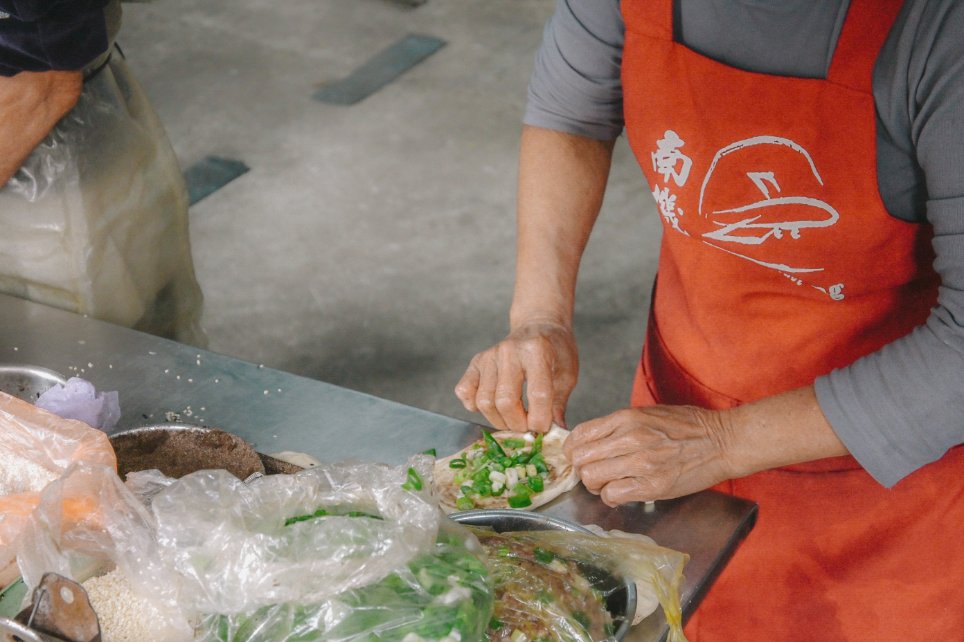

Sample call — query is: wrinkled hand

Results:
[565,405,738,506]
[0,70,82,186]
[455,321,578,433]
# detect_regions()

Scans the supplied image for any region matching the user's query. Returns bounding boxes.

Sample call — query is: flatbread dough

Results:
[434,424,578,513]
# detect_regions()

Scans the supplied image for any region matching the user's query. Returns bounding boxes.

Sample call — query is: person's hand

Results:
[564,405,738,505]
[455,321,578,433]
[564,386,850,505]
[0,70,83,186]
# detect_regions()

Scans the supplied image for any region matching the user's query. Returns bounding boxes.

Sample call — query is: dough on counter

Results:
[269,450,321,469]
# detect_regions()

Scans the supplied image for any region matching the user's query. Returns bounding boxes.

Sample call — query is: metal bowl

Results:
[449,509,636,641]
[0,364,67,403]
[109,424,265,481]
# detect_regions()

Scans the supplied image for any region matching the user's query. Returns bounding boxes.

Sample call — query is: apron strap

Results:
[827,0,905,91]
[621,0,673,41]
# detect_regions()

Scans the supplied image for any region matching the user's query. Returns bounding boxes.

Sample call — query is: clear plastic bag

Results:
[197,519,492,642]
[473,527,689,642]
[151,457,441,614]
[0,391,116,587]
[144,457,493,641]
[16,463,194,641]
[0,52,205,346]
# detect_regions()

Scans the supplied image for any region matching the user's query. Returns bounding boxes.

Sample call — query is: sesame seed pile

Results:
[0,444,57,495]
[82,570,168,642]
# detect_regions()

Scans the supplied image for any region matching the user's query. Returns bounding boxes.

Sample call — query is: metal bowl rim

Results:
[110,423,215,438]
[0,364,68,382]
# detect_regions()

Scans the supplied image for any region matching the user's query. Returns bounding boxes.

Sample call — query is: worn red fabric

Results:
[620,0,964,638]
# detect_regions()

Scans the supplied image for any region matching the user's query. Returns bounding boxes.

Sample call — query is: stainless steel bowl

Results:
[109,424,266,480]
[449,509,636,641]
[0,364,67,402]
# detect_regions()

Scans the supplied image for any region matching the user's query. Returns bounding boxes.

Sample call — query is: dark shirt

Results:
[0,0,109,76]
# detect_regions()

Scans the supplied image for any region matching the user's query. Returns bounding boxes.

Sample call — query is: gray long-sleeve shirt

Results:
[524,0,964,487]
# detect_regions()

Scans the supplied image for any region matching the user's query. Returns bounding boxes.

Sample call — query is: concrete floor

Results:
[118,0,662,428]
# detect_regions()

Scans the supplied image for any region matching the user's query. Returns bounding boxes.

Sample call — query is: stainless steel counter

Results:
[0,293,756,641]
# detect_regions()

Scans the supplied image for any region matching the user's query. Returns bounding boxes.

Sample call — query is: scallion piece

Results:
[483,430,507,458]
[401,466,424,491]
[507,494,532,508]
[534,547,556,564]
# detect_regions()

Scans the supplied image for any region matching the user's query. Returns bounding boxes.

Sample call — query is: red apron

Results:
[620,0,964,639]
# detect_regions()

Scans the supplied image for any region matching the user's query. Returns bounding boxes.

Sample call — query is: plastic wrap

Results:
[150,457,441,615]
[0,52,205,346]
[35,377,121,432]
[197,520,492,642]
[143,456,492,642]
[0,390,116,587]
[473,527,689,642]
[15,463,194,641]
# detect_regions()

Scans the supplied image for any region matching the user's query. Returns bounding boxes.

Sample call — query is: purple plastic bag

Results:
[36,377,121,432]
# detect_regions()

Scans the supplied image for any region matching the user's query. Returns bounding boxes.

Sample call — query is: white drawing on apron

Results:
[695,135,845,299]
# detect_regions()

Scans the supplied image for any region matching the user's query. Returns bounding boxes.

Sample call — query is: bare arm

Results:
[455,126,616,431]
[511,126,615,330]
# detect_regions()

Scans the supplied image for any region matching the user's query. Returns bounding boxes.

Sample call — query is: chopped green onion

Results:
[473,479,493,496]
[401,467,424,491]
[534,547,556,564]
[502,437,526,449]
[456,496,475,511]
[507,494,532,508]
[573,611,591,631]
[527,476,544,492]
[346,510,383,519]
[421,448,437,457]
[483,431,507,457]
[284,508,383,526]
[448,457,467,469]
[533,433,544,453]
[530,453,548,474]
[284,508,329,526]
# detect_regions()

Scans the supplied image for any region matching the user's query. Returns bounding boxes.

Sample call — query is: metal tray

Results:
[0,364,66,402]
[449,509,636,641]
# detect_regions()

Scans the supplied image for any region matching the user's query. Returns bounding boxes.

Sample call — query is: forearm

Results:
[0,69,81,185]
[510,126,616,330]
[720,385,849,478]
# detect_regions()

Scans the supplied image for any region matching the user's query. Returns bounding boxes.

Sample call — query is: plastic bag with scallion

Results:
[146,456,493,641]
